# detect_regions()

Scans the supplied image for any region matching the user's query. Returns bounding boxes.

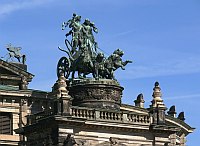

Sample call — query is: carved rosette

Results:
[69,79,123,110]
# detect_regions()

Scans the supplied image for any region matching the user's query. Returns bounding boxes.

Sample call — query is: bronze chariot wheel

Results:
[57,56,71,78]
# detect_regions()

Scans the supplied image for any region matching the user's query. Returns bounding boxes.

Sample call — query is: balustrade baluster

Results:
[116,114,119,120]
[92,110,95,118]
[99,111,101,119]
[144,116,146,123]
[74,109,77,116]
[127,114,129,121]
[132,115,134,122]
[133,115,136,122]
[85,110,90,118]
[137,115,140,122]
[111,113,114,120]
[81,109,83,117]
[89,110,91,118]
[88,110,91,119]
[115,113,118,120]
[106,112,109,119]
[78,109,80,117]
[79,109,82,117]
[119,113,121,120]
[147,116,149,123]
[82,110,85,118]
[119,113,122,121]
[141,116,144,123]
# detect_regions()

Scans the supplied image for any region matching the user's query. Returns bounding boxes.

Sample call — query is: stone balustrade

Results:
[70,106,150,125]
[99,110,123,121]
[27,106,150,126]
[71,107,95,119]
[127,113,150,124]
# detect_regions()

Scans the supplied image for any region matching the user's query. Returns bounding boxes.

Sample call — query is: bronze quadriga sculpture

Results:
[57,13,132,109]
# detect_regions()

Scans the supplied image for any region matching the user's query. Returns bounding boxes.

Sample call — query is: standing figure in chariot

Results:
[62,13,83,54]
[82,19,98,58]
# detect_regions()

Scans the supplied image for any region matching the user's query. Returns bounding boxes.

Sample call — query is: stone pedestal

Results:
[69,79,123,110]
[11,62,27,71]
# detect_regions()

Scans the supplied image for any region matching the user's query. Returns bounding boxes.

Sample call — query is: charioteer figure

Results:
[62,14,83,55]
[82,19,98,58]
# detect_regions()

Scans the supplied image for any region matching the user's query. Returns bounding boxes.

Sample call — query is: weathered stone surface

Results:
[69,78,123,110]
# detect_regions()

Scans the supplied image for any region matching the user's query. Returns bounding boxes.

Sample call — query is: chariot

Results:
[57,45,97,79]
[57,13,132,80]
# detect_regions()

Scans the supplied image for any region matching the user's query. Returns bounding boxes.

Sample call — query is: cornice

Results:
[0,59,34,81]
[166,115,195,135]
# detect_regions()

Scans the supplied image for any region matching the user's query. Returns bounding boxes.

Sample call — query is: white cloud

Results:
[165,93,200,101]
[113,29,136,38]
[116,56,200,79]
[0,0,55,17]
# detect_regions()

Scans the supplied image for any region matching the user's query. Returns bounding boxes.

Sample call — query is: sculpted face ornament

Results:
[57,13,132,80]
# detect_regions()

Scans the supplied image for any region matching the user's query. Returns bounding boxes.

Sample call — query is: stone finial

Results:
[150,82,167,125]
[134,93,145,108]
[151,81,166,108]
[167,105,177,117]
[178,112,185,121]
[52,72,72,115]
[52,72,69,98]
[53,72,67,90]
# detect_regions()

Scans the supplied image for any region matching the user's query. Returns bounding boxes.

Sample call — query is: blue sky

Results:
[0,0,200,145]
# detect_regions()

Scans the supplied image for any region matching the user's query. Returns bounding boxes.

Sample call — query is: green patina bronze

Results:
[57,13,132,80]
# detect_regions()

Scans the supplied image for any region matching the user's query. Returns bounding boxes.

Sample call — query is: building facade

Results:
[0,59,194,146]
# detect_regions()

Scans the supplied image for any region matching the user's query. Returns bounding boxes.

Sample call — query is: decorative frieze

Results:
[69,79,123,110]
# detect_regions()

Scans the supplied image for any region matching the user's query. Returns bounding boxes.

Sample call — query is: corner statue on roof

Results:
[1,44,26,64]
[57,13,132,80]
